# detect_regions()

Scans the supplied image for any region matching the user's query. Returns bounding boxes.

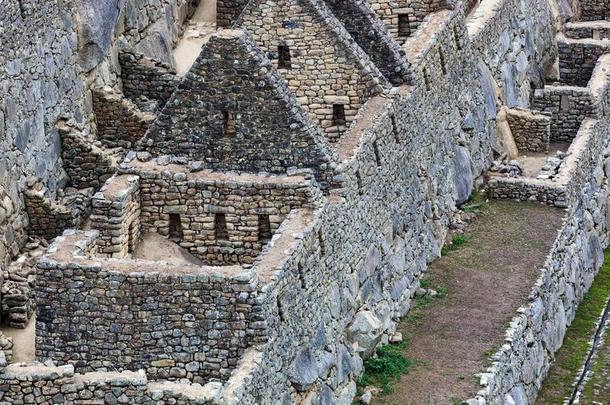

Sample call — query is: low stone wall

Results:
[565,21,610,40]
[578,0,610,21]
[35,230,266,383]
[558,35,610,87]
[23,185,83,240]
[93,87,156,149]
[119,51,180,111]
[90,175,141,257]
[58,122,118,190]
[532,85,597,143]
[0,364,222,404]
[487,177,568,207]
[505,108,550,153]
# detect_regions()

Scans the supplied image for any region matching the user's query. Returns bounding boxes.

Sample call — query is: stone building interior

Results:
[3,0,610,403]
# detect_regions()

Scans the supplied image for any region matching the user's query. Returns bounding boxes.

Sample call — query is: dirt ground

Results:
[517,142,570,178]
[378,200,565,404]
[132,232,204,266]
[3,314,36,363]
[173,0,217,76]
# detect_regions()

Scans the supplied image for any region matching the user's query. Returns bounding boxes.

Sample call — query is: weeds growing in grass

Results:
[442,234,470,256]
[358,342,411,394]
[462,191,488,213]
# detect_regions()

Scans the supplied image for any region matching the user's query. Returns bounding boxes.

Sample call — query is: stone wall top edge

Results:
[588,53,610,98]
[335,94,397,163]
[565,20,610,29]
[41,230,252,280]
[558,32,610,46]
[253,207,320,286]
[3,362,220,400]
[404,8,457,63]
[466,0,508,39]
[122,159,315,187]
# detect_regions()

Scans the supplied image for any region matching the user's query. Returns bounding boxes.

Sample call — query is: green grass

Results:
[442,234,471,256]
[462,191,488,213]
[358,342,412,394]
[536,247,610,404]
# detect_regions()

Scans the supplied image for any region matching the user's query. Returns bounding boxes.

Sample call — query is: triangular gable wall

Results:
[141,30,338,188]
[235,0,391,140]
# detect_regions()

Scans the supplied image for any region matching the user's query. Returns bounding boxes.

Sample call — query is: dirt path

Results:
[379,201,564,404]
[173,0,218,76]
[3,314,36,363]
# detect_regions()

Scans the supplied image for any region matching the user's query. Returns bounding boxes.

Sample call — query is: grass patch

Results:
[358,342,412,395]
[462,190,488,213]
[442,234,471,256]
[536,247,610,404]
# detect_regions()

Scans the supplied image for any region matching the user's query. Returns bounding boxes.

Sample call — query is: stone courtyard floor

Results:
[375,200,565,404]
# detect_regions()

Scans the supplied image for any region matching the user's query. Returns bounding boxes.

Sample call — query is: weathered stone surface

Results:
[75,0,121,71]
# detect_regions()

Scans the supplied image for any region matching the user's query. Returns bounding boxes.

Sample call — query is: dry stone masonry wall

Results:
[93,87,156,150]
[368,0,453,44]
[142,30,338,189]
[36,230,267,383]
[532,85,598,143]
[505,108,551,153]
[5,0,610,404]
[119,51,181,111]
[237,0,390,140]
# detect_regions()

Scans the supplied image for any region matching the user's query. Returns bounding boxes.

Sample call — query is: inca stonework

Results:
[2,0,610,404]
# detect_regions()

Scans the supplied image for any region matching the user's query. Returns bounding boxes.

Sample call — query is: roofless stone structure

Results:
[2,0,610,404]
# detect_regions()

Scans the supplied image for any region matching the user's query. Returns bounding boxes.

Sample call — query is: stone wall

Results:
[565,21,610,39]
[92,158,320,265]
[558,35,610,86]
[237,0,389,140]
[322,0,413,85]
[57,122,118,190]
[0,364,223,404]
[0,0,86,266]
[578,0,610,21]
[119,51,180,111]
[368,0,452,44]
[218,9,503,404]
[36,230,267,383]
[532,85,597,143]
[0,0,200,270]
[90,175,141,258]
[23,185,83,241]
[505,108,551,153]
[467,0,557,108]
[217,0,250,27]
[142,30,339,189]
[93,87,156,149]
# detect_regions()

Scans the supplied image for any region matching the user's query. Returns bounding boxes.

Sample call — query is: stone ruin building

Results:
[2,0,610,403]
